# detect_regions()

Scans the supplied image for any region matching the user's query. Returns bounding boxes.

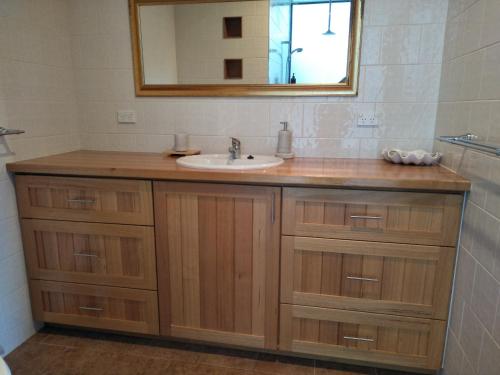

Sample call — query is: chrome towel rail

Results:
[437,133,500,156]
[0,127,25,136]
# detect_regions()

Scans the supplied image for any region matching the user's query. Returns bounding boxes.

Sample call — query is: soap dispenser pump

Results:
[276,121,295,159]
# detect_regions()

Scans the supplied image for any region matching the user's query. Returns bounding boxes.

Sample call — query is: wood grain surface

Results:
[7,150,470,192]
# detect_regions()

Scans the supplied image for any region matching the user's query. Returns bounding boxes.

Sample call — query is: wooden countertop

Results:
[6,150,470,192]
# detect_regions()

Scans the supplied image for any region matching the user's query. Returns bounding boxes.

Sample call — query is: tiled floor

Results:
[5,327,420,375]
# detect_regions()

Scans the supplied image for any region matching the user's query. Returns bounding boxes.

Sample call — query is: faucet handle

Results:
[230,137,241,148]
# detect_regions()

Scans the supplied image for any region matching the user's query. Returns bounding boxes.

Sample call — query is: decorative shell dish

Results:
[382,148,442,166]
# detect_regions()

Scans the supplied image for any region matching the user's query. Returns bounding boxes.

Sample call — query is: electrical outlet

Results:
[357,113,378,127]
[117,110,137,124]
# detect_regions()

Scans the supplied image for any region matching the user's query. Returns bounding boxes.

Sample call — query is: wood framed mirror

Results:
[129,0,363,97]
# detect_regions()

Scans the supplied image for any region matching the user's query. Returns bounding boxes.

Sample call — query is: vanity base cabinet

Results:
[154,182,281,350]
[12,173,464,373]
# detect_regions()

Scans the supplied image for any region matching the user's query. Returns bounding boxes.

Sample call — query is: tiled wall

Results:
[434,0,500,374]
[268,1,289,84]
[73,0,448,158]
[0,0,80,355]
[174,0,269,84]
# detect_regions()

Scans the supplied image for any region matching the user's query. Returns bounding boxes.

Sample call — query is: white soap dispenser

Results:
[276,121,294,159]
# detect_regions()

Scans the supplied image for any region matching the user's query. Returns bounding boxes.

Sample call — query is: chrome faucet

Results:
[228,137,241,160]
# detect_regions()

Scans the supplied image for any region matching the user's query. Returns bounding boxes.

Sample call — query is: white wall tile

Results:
[481,0,500,47]
[471,265,500,334]
[443,331,465,375]
[0,0,80,356]
[480,43,500,100]
[478,332,500,375]
[460,304,485,369]
[379,25,421,65]
[437,1,500,373]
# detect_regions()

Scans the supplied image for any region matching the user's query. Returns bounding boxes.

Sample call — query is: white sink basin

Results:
[177,154,284,170]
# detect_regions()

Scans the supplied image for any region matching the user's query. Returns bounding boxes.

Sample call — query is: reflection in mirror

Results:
[130,0,362,96]
[269,0,351,84]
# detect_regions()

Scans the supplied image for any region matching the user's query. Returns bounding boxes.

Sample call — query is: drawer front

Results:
[23,219,157,290]
[16,176,153,225]
[30,280,159,335]
[280,304,445,370]
[281,237,455,319]
[283,188,462,246]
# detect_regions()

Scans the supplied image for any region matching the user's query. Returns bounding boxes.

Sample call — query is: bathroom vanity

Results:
[7,151,470,373]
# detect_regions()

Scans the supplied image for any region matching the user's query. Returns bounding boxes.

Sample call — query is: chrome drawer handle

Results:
[346,276,379,282]
[67,199,96,204]
[343,336,375,343]
[73,252,98,258]
[350,215,383,220]
[79,306,104,312]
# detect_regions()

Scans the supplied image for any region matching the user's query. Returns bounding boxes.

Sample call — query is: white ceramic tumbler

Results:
[174,133,189,152]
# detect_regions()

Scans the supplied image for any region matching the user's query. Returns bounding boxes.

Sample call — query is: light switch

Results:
[117,110,137,124]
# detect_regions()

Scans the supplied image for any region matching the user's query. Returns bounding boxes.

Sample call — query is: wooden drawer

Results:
[30,280,159,335]
[280,304,445,371]
[283,188,462,246]
[22,219,157,290]
[281,237,455,320]
[16,175,153,225]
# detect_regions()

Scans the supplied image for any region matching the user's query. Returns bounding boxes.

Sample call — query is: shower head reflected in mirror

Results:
[323,0,335,35]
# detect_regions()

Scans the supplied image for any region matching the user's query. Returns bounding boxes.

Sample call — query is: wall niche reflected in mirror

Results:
[129,0,363,96]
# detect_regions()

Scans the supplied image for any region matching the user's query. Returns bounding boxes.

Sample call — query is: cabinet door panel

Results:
[283,188,462,246]
[30,280,159,335]
[154,182,280,349]
[281,237,455,319]
[16,175,153,225]
[280,304,445,371]
[22,219,156,289]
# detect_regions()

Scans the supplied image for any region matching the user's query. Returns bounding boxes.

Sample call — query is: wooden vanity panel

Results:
[281,237,455,319]
[16,175,153,225]
[282,188,462,246]
[22,219,157,290]
[279,304,445,370]
[30,280,159,335]
[154,182,280,349]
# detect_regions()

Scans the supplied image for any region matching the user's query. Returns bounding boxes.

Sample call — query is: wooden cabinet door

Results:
[280,304,445,371]
[30,280,159,335]
[22,219,157,290]
[154,182,280,349]
[281,237,455,320]
[283,188,462,246]
[16,175,153,225]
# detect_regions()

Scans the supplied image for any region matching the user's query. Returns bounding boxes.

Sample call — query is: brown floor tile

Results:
[6,342,89,375]
[315,360,374,375]
[197,350,258,371]
[165,361,244,375]
[89,338,200,363]
[40,332,100,349]
[5,330,422,375]
[315,369,371,375]
[253,357,315,375]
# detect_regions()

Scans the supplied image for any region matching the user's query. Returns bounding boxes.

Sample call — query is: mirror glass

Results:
[136,0,355,86]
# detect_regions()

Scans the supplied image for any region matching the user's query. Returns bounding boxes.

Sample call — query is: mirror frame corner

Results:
[129,0,364,97]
